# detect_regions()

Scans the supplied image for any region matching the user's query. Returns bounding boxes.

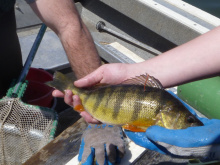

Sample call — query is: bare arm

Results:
[29,0,101,78]
[130,26,220,87]
[26,0,102,123]
[75,26,220,89]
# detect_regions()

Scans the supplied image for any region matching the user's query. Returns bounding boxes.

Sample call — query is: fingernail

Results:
[65,90,71,96]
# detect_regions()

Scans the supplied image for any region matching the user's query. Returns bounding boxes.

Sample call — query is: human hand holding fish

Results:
[125,118,220,161]
[125,92,220,161]
[53,89,101,124]
[52,89,98,123]
[48,68,202,132]
[52,63,131,124]
[48,63,220,162]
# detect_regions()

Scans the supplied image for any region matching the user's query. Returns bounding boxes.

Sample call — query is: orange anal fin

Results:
[74,104,85,113]
[122,124,146,132]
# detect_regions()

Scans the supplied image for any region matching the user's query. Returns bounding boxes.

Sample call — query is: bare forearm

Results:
[58,21,101,78]
[129,26,220,87]
[30,0,101,78]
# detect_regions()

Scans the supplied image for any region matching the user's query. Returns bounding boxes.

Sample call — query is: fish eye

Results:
[187,116,196,123]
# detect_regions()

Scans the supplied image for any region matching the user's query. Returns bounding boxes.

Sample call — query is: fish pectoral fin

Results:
[122,124,146,132]
[123,120,158,132]
[74,104,85,112]
[154,112,166,127]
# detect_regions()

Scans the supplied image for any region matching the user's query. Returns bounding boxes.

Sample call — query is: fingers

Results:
[54,89,101,124]
[74,66,105,88]
[146,125,188,147]
[146,125,208,147]
[94,144,105,165]
[72,95,101,124]
[146,125,173,143]
[53,88,101,124]
[80,111,101,124]
[52,90,64,97]
[53,89,74,107]
[81,146,95,165]
[64,90,74,106]
[72,94,82,107]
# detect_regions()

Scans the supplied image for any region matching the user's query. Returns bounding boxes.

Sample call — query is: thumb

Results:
[74,67,104,88]
[146,125,200,148]
[146,126,174,143]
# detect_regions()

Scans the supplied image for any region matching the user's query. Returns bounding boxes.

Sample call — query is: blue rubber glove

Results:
[78,124,125,165]
[124,91,220,161]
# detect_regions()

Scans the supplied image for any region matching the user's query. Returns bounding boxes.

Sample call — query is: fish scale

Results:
[47,72,204,132]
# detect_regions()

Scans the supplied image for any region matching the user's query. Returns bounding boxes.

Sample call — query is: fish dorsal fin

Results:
[122,74,164,89]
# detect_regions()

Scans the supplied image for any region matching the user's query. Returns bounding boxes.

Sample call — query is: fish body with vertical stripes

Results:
[47,72,203,132]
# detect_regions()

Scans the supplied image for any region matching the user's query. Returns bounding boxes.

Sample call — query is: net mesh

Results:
[0,97,57,165]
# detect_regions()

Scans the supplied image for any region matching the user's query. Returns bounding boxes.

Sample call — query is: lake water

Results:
[183,0,220,18]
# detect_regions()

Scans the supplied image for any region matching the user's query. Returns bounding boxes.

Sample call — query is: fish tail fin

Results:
[46,71,78,94]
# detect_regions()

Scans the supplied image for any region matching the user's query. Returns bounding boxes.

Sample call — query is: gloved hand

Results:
[78,124,125,165]
[124,91,220,161]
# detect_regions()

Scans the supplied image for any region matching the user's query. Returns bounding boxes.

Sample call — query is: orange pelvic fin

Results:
[74,104,85,112]
[122,124,146,132]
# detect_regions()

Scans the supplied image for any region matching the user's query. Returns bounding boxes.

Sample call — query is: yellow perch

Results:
[47,72,203,132]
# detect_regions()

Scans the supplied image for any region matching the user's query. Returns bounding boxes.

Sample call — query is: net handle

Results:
[12,24,47,97]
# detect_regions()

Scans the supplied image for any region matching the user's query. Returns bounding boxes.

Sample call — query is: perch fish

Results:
[47,72,203,132]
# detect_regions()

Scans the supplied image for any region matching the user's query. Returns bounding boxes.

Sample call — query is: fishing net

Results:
[0,24,57,164]
[0,81,57,165]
